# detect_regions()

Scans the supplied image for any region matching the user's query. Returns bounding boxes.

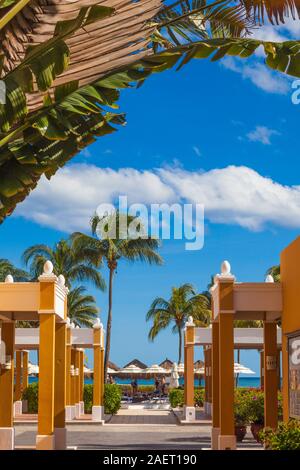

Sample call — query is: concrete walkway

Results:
[14,408,263,450]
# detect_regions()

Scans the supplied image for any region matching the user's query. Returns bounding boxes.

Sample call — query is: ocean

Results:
[28,376,262,388]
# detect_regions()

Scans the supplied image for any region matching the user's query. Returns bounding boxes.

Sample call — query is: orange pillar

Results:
[14,350,22,402]
[260,350,264,389]
[92,321,104,422]
[277,349,281,391]
[264,322,278,429]
[75,349,81,418]
[14,350,23,416]
[0,321,15,449]
[65,323,73,421]
[70,348,76,418]
[184,319,195,421]
[218,275,236,450]
[36,312,56,449]
[22,351,29,392]
[207,346,212,412]
[211,319,220,449]
[79,349,84,415]
[183,346,187,405]
[54,321,67,449]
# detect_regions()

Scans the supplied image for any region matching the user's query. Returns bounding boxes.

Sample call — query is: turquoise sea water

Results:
[28,376,262,388]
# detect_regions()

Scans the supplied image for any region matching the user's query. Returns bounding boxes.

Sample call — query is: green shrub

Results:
[169,389,184,408]
[169,388,205,408]
[83,384,93,414]
[22,383,38,413]
[260,420,300,450]
[194,389,205,407]
[104,384,122,415]
[83,383,122,415]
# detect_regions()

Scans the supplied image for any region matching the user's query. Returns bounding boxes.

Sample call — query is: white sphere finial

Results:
[265,274,274,283]
[71,322,75,329]
[221,260,231,275]
[93,317,102,329]
[43,260,53,275]
[57,274,65,287]
[186,316,195,327]
[5,274,14,283]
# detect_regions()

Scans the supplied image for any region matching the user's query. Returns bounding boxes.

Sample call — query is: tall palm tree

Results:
[22,239,105,290]
[146,283,211,363]
[71,212,163,380]
[68,286,99,328]
[0,259,30,282]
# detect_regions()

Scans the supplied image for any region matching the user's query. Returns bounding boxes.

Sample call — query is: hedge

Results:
[22,382,122,416]
[168,388,205,408]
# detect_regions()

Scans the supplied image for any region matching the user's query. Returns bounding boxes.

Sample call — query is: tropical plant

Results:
[22,239,105,290]
[260,420,300,450]
[104,383,122,415]
[146,283,211,363]
[0,258,29,281]
[266,265,281,282]
[71,211,163,380]
[67,286,99,328]
[0,1,300,223]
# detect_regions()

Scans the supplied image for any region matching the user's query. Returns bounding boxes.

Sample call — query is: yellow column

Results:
[79,349,84,415]
[184,319,195,421]
[277,349,281,391]
[14,351,22,403]
[218,275,236,450]
[37,313,56,449]
[264,321,278,429]
[211,320,220,449]
[36,273,57,450]
[65,323,73,421]
[54,321,67,449]
[70,348,76,413]
[0,321,15,450]
[92,321,104,422]
[75,349,81,418]
[22,351,29,392]
[260,350,264,389]
[183,345,187,405]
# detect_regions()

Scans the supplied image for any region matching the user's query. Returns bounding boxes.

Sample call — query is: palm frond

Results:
[239,0,300,25]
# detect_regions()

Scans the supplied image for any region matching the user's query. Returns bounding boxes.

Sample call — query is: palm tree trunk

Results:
[178,327,182,364]
[104,265,114,382]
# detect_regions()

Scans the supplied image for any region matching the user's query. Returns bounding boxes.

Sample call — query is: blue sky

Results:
[1,22,300,374]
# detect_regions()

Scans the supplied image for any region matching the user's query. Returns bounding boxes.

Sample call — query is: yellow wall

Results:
[281,236,300,421]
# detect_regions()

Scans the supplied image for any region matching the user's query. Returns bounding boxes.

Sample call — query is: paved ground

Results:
[14,409,263,450]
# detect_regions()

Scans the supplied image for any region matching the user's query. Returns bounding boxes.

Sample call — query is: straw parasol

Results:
[123,359,147,370]
[144,364,168,377]
[234,363,255,375]
[159,358,174,370]
[111,364,144,379]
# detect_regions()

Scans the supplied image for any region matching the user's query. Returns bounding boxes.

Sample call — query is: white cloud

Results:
[222,57,290,94]
[246,125,280,145]
[15,164,300,232]
[193,146,201,157]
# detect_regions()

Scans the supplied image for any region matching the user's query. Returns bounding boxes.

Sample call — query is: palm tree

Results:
[0,259,30,282]
[146,283,211,363]
[71,211,163,380]
[68,286,99,328]
[22,239,105,290]
[266,265,280,282]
